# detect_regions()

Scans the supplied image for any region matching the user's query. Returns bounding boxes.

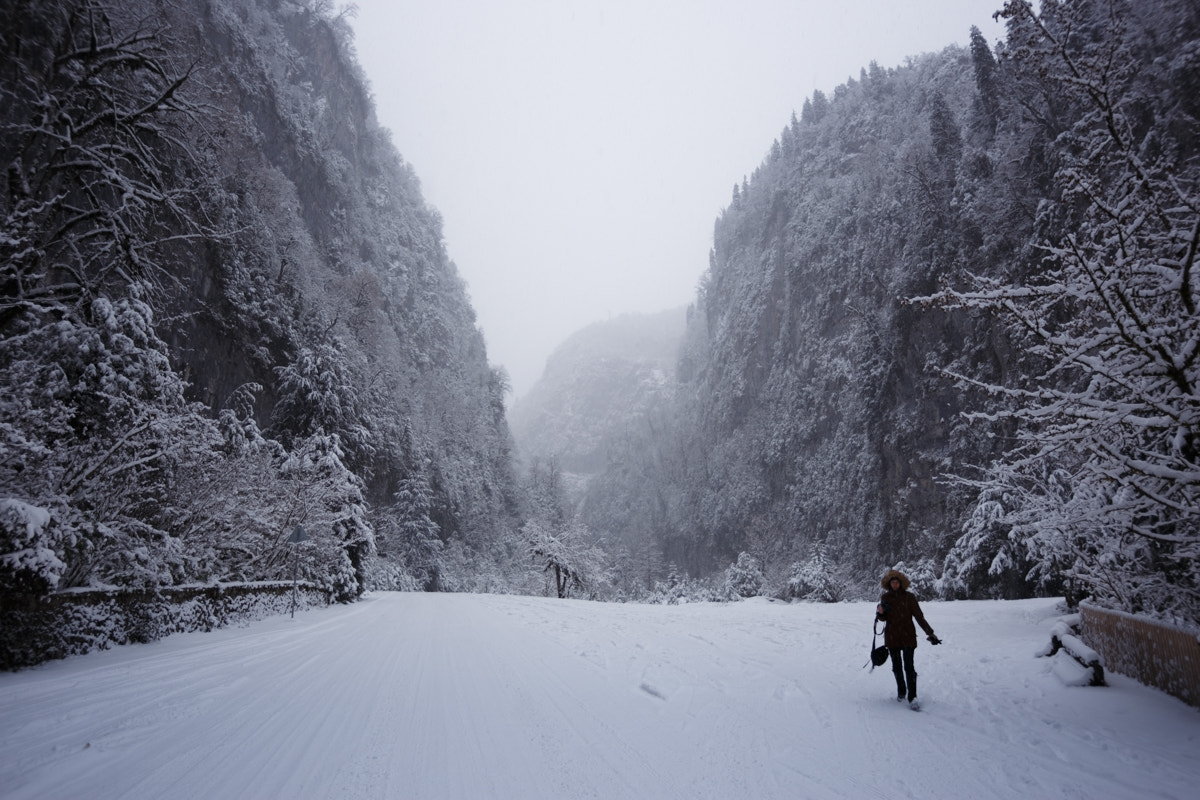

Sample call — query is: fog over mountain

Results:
[510,308,686,475]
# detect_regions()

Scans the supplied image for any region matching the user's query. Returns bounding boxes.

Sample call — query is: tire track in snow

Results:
[2,594,1198,799]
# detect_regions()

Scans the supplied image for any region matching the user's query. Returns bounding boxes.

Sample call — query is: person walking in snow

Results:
[875,569,940,709]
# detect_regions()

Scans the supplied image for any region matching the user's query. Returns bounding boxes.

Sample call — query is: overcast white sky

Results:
[349,1,1008,401]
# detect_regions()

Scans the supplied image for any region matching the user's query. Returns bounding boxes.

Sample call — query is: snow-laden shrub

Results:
[787,552,850,602]
[361,557,423,592]
[439,540,514,594]
[724,552,764,599]
[0,500,66,594]
[648,572,722,604]
[318,549,361,604]
[0,583,331,669]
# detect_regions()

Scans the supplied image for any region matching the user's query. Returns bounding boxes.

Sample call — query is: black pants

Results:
[889,647,917,700]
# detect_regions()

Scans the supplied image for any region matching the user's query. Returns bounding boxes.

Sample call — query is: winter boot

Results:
[892,664,907,700]
[906,675,917,704]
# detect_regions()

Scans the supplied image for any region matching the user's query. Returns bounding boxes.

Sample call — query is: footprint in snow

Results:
[639,683,666,700]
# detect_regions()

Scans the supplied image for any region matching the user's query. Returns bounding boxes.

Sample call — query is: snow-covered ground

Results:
[1,593,1197,799]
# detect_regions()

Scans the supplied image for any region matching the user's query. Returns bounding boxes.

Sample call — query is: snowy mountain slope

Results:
[0,0,520,598]
[1,594,1196,799]
[509,308,686,474]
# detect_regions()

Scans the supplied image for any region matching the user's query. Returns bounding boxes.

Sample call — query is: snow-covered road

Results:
[1,593,1197,799]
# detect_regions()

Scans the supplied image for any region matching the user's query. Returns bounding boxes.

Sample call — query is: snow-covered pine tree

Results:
[724,552,764,599]
[384,474,444,591]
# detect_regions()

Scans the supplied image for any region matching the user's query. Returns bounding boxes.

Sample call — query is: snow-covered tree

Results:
[375,473,444,591]
[271,342,371,466]
[524,518,609,599]
[519,455,611,598]
[271,433,373,601]
[0,0,202,333]
[0,498,63,594]
[724,552,764,599]
[787,549,850,602]
[919,0,1200,623]
[0,291,217,588]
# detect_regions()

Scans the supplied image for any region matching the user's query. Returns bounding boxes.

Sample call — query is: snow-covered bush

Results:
[0,500,65,594]
[361,557,423,592]
[0,583,330,669]
[787,551,850,602]
[648,570,722,604]
[724,552,764,599]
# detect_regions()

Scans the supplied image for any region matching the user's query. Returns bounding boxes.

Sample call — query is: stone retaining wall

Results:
[1080,602,1200,708]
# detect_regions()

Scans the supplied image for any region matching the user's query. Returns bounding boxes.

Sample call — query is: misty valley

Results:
[2,0,1198,669]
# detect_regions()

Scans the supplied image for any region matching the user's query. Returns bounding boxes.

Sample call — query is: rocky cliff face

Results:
[520,45,1038,585]
[167,0,519,538]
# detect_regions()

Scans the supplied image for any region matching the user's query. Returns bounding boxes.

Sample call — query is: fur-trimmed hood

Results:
[881,569,910,590]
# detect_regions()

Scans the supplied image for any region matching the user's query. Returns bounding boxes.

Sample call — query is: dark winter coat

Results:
[876,569,935,649]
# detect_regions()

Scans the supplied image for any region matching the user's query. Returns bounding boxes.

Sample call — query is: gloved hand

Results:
[928,634,941,645]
